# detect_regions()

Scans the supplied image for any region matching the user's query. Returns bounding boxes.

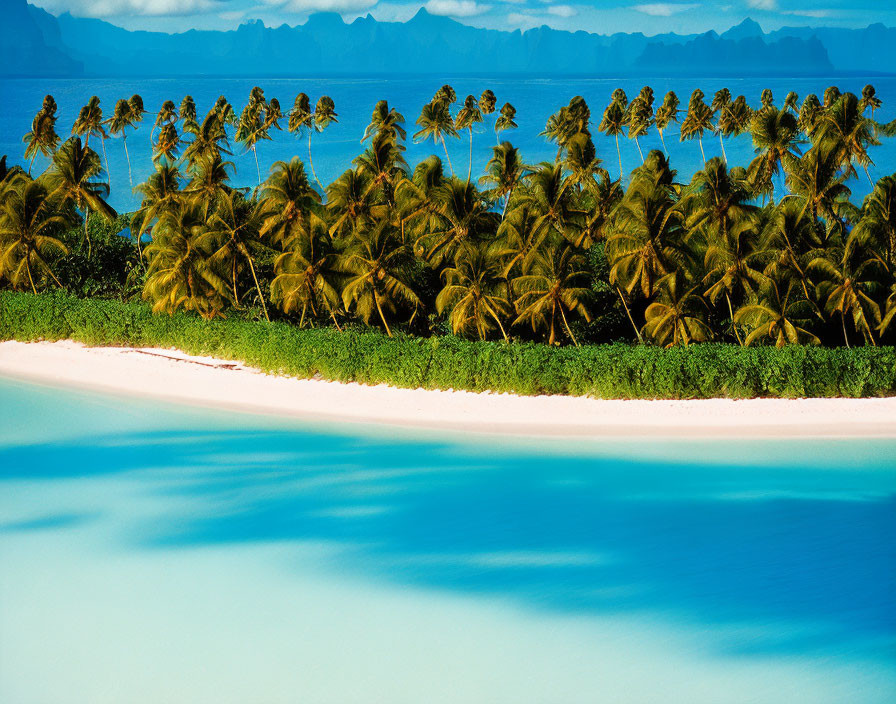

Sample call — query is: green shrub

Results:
[2,290,894,399]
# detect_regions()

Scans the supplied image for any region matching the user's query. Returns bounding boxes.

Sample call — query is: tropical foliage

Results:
[2,84,895,354]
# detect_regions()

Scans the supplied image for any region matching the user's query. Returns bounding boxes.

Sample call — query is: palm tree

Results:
[683,158,761,344]
[132,163,182,262]
[235,101,268,186]
[338,220,421,336]
[72,96,109,183]
[859,84,882,117]
[799,94,824,143]
[151,100,177,146]
[479,89,497,139]
[627,87,654,164]
[748,106,801,201]
[181,111,231,168]
[735,279,820,346]
[270,211,340,328]
[642,272,712,347]
[416,177,491,266]
[599,97,627,181]
[786,141,852,233]
[512,240,592,346]
[153,123,182,165]
[354,131,409,206]
[179,96,197,126]
[680,89,714,166]
[759,89,775,113]
[437,244,510,340]
[415,98,458,177]
[307,96,338,191]
[710,88,732,163]
[361,100,406,143]
[654,91,680,158]
[810,253,882,346]
[495,103,517,145]
[258,157,321,249]
[716,95,752,167]
[815,92,879,185]
[849,174,896,270]
[455,95,483,183]
[0,179,69,293]
[143,199,230,319]
[480,141,526,219]
[44,137,116,257]
[783,91,800,114]
[22,96,59,175]
[823,86,842,109]
[206,190,269,320]
[104,98,138,188]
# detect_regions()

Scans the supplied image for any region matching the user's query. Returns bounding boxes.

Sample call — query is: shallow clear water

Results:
[0,375,894,702]
[1,76,893,212]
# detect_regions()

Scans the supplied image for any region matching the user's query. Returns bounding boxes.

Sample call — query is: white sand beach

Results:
[0,339,894,438]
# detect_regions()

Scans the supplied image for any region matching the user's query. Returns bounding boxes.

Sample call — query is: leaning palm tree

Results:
[783,91,800,114]
[512,240,592,346]
[0,179,69,293]
[22,96,60,175]
[152,123,182,165]
[479,89,497,139]
[494,102,518,145]
[859,84,882,117]
[627,88,654,164]
[307,96,338,190]
[44,137,116,257]
[642,272,712,347]
[455,95,484,183]
[654,91,680,158]
[151,100,177,146]
[437,244,510,341]
[680,89,714,166]
[415,98,458,177]
[799,94,824,143]
[848,174,896,270]
[179,96,197,126]
[235,101,269,185]
[131,162,182,262]
[810,253,882,347]
[104,98,138,187]
[181,111,231,168]
[710,88,732,163]
[715,95,752,167]
[480,141,527,219]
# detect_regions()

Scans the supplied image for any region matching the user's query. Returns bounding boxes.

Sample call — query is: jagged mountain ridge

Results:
[5,3,894,77]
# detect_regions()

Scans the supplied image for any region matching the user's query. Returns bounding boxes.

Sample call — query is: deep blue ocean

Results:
[1,76,894,211]
[0,376,894,702]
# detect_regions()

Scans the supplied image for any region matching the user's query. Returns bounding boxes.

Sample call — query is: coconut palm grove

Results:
[3,83,896,351]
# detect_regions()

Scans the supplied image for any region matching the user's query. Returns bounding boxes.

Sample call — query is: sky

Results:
[28,0,896,35]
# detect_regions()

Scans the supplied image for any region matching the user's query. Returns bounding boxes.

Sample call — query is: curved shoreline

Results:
[1,340,895,439]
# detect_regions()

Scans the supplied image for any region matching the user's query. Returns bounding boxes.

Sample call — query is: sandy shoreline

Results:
[1,339,895,438]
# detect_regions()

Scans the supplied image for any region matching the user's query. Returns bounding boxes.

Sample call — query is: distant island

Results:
[5,0,895,78]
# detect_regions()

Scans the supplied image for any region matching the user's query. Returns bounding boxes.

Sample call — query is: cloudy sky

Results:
[29,0,896,35]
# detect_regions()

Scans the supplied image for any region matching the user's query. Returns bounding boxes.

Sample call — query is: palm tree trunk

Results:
[123,133,133,188]
[616,286,643,343]
[559,305,579,347]
[863,163,874,187]
[441,134,455,177]
[252,145,261,185]
[698,135,706,166]
[548,305,556,346]
[83,206,92,259]
[308,131,323,191]
[467,127,473,184]
[615,133,622,181]
[244,248,270,322]
[28,151,37,175]
[635,136,644,163]
[718,132,728,164]
[25,256,37,295]
[659,129,668,157]
[374,292,392,337]
[232,257,239,306]
[841,311,850,348]
[495,128,500,146]
[726,292,743,346]
[101,136,110,184]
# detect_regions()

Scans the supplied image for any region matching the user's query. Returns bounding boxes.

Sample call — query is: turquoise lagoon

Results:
[0,376,895,703]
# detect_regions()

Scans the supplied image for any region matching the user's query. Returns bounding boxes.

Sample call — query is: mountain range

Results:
[4,1,894,78]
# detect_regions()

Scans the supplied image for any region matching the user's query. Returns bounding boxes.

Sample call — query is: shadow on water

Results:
[2,424,895,658]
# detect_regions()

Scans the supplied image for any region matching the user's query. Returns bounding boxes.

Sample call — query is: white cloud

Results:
[260,0,375,11]
[746,0,777,9]
[547,5,576,18]
[782,9,832,18]
[425,0,492,17]
[633,3,699,17]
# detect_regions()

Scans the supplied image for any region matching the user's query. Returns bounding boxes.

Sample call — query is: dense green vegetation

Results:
[2,83,896,354]
[3,290,895,398]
